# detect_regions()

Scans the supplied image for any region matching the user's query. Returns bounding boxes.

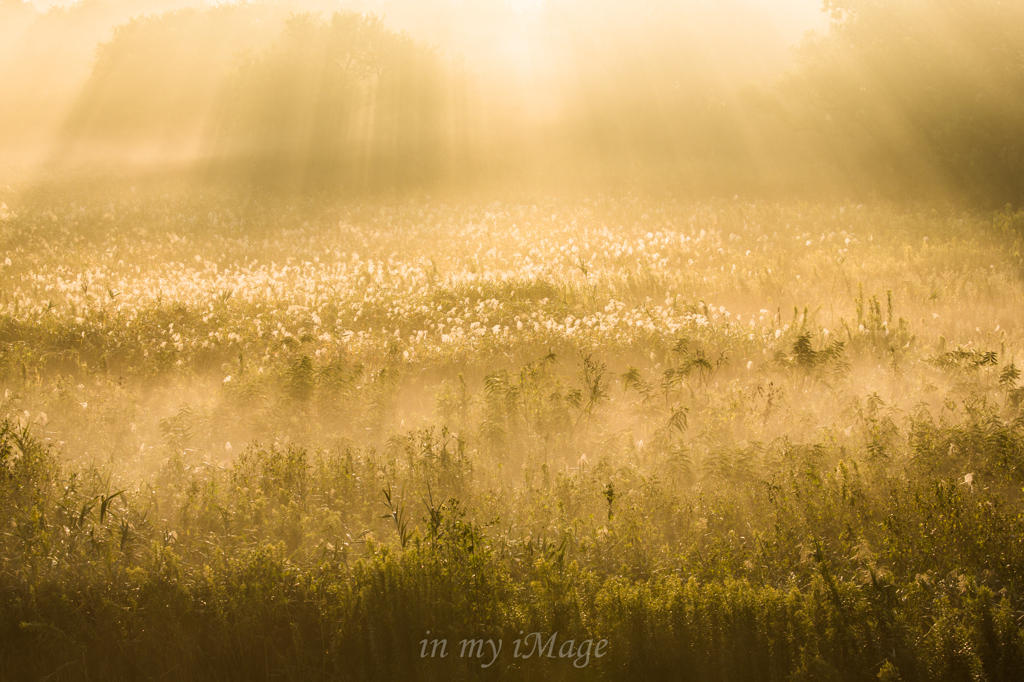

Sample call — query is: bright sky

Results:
[506,0,830,36]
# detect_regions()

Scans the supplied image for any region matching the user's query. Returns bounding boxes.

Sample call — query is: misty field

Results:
[2,0,1024,679]
[0,186,1022,680]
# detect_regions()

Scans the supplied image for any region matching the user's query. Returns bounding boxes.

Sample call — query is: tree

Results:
[778,0,1024,200]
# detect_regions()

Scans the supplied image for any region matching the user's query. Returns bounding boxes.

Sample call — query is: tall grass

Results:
[1,185,1023,680]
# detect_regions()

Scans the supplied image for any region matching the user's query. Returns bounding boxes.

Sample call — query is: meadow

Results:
[1,181,1023,680]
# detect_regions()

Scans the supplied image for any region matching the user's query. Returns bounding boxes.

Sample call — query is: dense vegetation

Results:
[1,185,1023,679]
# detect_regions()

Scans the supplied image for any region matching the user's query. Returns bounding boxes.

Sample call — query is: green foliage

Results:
[778,331,848,380]
[2,189,1024,679]
[4,416,1024,680]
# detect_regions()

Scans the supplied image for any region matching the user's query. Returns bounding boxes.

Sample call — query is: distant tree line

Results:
[776,0,1024,201]
[53,0,1024,200]
[63,6,462,187]
[220,12,460,186]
